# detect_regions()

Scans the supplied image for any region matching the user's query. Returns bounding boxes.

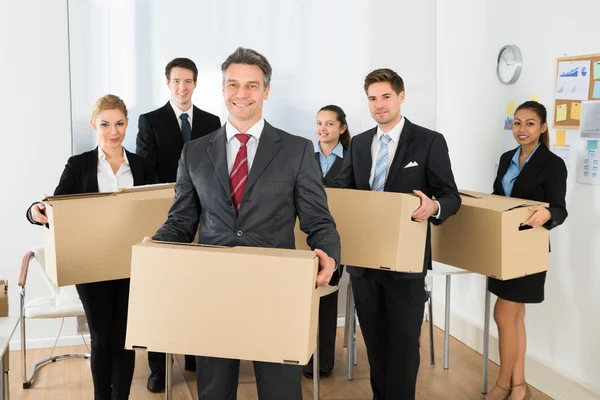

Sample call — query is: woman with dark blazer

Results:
[486,101,567,400]
[302,105,351,379]
[27,94,156,400]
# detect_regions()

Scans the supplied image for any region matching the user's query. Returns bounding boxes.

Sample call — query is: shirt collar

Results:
[98,146,129,165]
[170,100,194,122]
[226,118,265,142]
[511,143,540,167]
[376,116,405,143]
[314,141,344,159]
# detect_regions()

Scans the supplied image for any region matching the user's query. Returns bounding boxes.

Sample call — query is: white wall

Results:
[436,0,600,397]
[0,0,82,348]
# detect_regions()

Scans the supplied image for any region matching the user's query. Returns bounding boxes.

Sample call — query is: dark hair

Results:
[318,105,351,151]
[364,68,405,94]
[515,101,549,147]
[221,47,272,87]
[165,58,198,82]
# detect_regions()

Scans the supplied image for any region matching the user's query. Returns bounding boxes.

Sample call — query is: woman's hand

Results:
[522,206,551,228]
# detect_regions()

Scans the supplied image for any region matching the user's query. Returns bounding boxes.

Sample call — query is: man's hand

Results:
[31,203,48,224]
[314,249,336,287]
[142,236,153,242]
[522,206,551,228]
[411,190,437,222]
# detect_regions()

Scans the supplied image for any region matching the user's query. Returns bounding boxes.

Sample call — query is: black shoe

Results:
[147,372,165,393]
[184,355,197,372]
[302,369,332,379]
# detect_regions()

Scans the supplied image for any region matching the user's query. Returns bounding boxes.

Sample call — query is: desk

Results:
[0,317,21,400]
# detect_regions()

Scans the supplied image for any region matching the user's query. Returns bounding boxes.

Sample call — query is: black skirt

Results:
[488,271,546,304]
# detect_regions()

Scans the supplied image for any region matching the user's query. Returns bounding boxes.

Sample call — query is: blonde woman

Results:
[26,94,156,399]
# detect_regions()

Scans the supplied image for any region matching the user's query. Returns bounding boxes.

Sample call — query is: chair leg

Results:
[313,326,319,400]
[343,284,351,348]
[428,293,435,365]
[347,285,355,380]
[20,287,29,389]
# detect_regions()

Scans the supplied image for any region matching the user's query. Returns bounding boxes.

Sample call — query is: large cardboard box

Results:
[295,188,427,273]
[431,190,549,280]
[43,184,174,286]
[125,241,320,365]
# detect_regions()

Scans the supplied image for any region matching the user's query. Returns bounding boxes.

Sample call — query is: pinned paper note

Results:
[556,104,568,122]
[587,140,598,151]
[555,130,566,146]
[506,101,515,117]
[571,102,582,120]
[594,61,600,79]
[593,81,600,99]
[530,94,539,102]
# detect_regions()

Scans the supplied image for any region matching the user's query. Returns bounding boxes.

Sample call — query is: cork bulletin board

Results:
[554,53,600,129]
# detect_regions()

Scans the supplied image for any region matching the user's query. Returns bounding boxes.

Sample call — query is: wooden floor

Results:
[8,324,551,399]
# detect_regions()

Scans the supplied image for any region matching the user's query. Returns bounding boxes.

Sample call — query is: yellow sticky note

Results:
[531,94,539,102]
[555,130,566,146]
[556,104,567,122]
[506,101,515,117]
[571,102,581,120]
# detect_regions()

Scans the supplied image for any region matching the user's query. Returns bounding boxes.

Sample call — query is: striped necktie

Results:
[372,134,392,192]
[230,134,250,214]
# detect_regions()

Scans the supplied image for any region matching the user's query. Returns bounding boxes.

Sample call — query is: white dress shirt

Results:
[225,119,265,174]
[97,147,134,192]
[170,100,194,131]
[369,117,441,218]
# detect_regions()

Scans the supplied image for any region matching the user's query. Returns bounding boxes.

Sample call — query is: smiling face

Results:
[513,108,546,146]
[316,110,346,146]
[222,63,270,128]
[167,67,197,110]
[90,108,128,151]
[367,81,405,131]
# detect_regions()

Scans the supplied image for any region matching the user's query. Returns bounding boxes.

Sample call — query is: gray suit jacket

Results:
[153,121,341,285]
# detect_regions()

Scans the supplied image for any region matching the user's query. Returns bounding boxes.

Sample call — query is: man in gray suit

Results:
[149,47,341,400]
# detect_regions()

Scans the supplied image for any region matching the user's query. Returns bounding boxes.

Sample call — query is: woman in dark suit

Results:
[27,94,156,400]
[486,101,567,400]
[303,104,351,379]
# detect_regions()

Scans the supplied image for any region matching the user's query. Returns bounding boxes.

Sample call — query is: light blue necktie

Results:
[180,113,192,142]
[372,134,392,192]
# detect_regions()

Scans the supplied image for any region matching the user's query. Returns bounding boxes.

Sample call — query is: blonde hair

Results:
[91,94,128,121]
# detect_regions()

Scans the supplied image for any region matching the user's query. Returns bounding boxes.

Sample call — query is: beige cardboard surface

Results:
[125,242,320,365]
[432,190,550,280]
[43,184,174,286]
[295,188,427,273]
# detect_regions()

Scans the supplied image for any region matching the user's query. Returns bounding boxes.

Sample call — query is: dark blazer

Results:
[493,143,567,230]
[136,102,221,183]
[314,149,345,187]
[332,118,461,279]
[153,121,342,285]
[26,148,157,225]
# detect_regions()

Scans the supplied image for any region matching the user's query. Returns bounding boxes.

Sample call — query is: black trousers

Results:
[195,356,302,400]
[148,351,196,376]
[76,279,135,400]
[351,271,425,400]
[302,289,339,376]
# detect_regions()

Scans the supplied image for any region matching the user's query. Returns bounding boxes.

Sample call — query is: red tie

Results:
[230,134,251,214]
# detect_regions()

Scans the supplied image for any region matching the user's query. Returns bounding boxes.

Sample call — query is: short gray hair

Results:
[221,47,273,87]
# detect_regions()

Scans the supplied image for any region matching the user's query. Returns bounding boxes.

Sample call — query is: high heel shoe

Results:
[485,380,511,400]
[509,382,532,400]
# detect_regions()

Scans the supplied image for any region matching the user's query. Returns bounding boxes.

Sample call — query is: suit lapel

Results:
[244,121,282,194]
[191,106,203,140]
[384,118,414,191]
[161,102,185,147]
[207,126,231,196]
[86,148,100,193]
[324,153,344,182]
[127,150,143,186]
[494,148,516,196]
[356,128,376,187]
[512,144,549,196]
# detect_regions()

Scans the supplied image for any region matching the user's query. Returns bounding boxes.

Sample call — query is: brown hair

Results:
[91,94,128,121]
[318,105,351,151]
[364,68,405,94]
[165,58,198,82]
[515,101,549,147]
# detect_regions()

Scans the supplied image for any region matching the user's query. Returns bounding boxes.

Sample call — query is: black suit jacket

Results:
[332,118,461,279]
[26,148,157,225]
[493,143,568,230]
[136,102,221,183]
[153,121,342,285]
[314,149,345,187]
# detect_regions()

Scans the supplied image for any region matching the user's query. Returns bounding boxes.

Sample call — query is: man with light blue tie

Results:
[332,68,461,400]
[135,57,221,393]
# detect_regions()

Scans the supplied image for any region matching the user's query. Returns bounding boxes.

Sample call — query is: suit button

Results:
[236,230,243,237]
[227,200,232,206]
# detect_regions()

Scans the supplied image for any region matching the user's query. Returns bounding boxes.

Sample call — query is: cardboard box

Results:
[125,241,320,365]
[43,184,175,286]
[431,190,549,280]
[295,188,427,273]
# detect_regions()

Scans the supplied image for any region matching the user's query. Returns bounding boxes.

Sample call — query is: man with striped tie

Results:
[149,47,341,400]
[332,68,461,400]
